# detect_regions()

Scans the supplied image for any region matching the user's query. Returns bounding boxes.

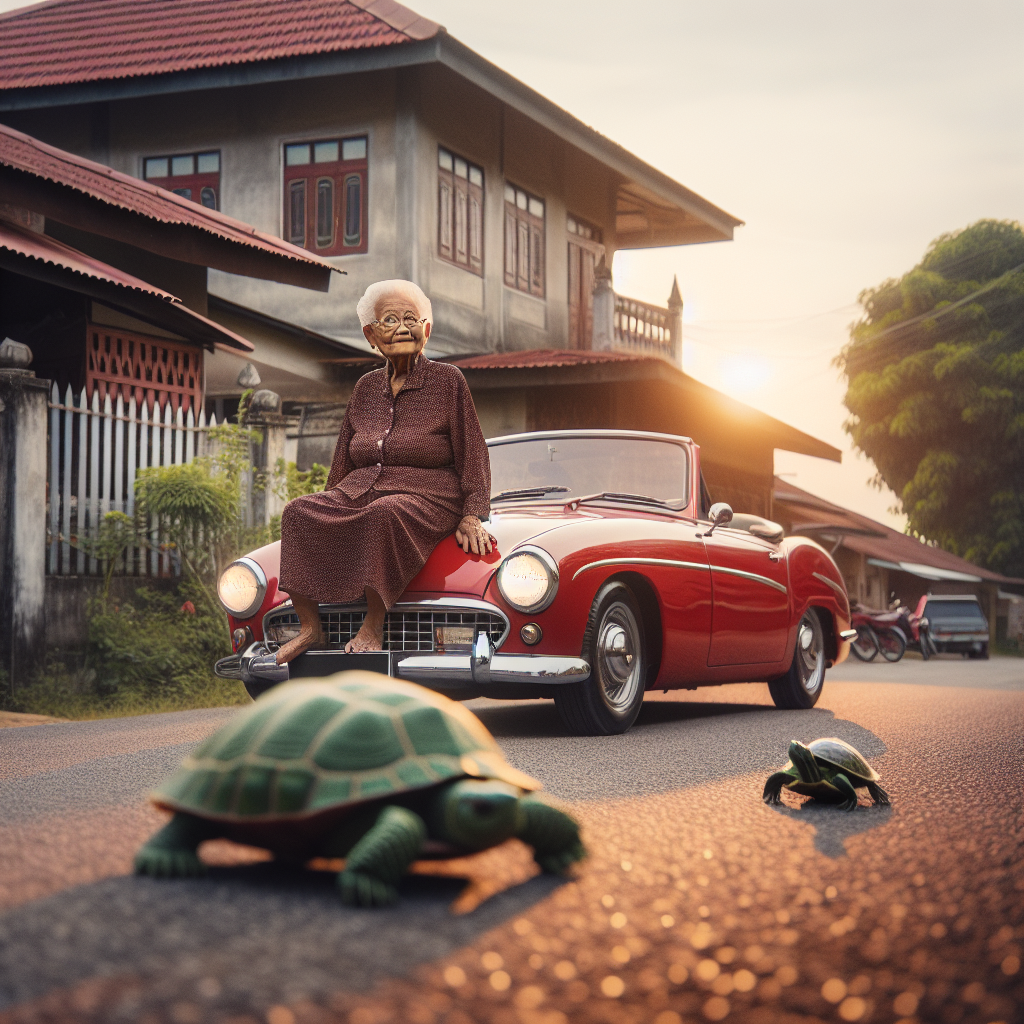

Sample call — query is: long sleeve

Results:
[448,369,491,520]
[326,401,356,490]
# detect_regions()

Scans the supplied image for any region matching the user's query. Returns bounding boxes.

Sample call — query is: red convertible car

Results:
[215,429,856,735]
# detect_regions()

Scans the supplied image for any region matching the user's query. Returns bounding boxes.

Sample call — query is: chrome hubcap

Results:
[796,613,825,693]
[596,602,642,712]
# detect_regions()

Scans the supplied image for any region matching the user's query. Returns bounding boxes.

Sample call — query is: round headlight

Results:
[217,558,267,618]
[497,546,559,613]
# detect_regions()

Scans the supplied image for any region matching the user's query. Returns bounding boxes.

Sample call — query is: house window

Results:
[284,136,367,256]
[144,151,220,209]
[438,147,483,275]
[504,184,545,297]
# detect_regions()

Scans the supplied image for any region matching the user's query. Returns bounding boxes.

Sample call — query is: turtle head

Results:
[436,779,521,850]
[788,740,822,784]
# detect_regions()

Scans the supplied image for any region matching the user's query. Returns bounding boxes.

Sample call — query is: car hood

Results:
[403,508,577,597]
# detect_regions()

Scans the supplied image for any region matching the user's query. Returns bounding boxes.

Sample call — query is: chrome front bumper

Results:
[232,632,590,693]
[397,631,590,687]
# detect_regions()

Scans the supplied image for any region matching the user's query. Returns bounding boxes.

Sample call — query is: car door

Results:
[701,525,790,665]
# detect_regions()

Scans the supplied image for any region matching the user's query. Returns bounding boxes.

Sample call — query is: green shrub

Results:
[1,583,248,719]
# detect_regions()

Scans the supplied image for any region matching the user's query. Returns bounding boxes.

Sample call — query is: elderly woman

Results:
[272,280,493,665]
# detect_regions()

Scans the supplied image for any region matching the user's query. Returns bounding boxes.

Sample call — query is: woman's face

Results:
[363,291,431,362]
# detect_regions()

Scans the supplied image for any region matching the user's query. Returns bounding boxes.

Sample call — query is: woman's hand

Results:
[455,515,495,555]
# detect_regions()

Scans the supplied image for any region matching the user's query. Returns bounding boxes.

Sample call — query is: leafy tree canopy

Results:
[837,219,1024,578]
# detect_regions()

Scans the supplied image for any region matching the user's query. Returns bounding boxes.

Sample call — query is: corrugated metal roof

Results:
[0,218,253,351]
[773,477,1024,585]
[451,349,663,371]
[0,0,438,90]
[0,122,340,281]
[2,217,176,297]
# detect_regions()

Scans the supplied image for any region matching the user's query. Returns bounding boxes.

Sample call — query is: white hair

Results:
[356,280,433,328]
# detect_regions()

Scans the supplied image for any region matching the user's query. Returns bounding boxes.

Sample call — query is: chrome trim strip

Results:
[397,653,591,687]
[219,557,268,619]
[839,629,858,642]
[712,565,789,594]
[572,557,708,581]
[571,556,787,594]
[813,571,847,598]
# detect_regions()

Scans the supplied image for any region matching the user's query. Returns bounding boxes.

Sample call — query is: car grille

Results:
[263,603,509,652]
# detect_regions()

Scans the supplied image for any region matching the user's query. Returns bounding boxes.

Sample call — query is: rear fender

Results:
[782,537,852,666]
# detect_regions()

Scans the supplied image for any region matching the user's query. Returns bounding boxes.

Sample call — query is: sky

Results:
[402,0,1024,530]
[2,0,1021,529]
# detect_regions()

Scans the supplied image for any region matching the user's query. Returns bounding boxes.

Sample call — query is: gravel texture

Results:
[0,657,1020,1024]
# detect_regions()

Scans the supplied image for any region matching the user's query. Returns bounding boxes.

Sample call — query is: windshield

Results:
[925,600,987,622]
[488,436,689,509]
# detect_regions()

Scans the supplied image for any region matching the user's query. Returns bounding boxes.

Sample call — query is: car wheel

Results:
[768,610,826,710]
[876,627,906,663]
[968,644,989,660]
[850,625,879,661]
[554,582,647,735]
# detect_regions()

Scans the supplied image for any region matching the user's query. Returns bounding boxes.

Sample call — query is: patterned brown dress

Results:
[278,355,490,607]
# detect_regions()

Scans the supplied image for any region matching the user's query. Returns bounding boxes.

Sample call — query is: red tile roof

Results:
[451,349,664,371]
[0,218,253,351]
[0,122,339,285]
[773,477,1024,585]
[0,0,439,90]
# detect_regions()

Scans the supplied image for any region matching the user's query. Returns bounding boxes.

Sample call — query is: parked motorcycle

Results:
[850,607,907,662]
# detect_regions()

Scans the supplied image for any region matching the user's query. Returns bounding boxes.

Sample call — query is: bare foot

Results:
[275,624,324,665]
[344,622,384,652]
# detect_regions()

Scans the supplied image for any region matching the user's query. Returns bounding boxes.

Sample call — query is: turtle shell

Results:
[805,737,880,782]
[152,672,541,823]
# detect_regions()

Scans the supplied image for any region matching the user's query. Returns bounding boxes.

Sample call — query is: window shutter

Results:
[455,179,468,264]
[288,180,306,247]
[439,177,453,260]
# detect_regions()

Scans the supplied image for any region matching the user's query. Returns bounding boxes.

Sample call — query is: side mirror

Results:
[704,502,733,537]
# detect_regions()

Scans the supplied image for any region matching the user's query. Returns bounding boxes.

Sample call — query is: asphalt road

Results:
[0,655,1021,1024]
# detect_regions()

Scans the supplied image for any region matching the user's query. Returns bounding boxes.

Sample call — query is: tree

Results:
[836,219,1024,578]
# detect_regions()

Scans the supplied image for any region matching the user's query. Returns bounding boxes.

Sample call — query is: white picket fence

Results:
[45,384,224,577]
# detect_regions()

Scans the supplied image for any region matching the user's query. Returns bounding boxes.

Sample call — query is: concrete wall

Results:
[44,576,179,655]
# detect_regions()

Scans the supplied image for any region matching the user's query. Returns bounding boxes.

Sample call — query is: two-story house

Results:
[0,0,840,514]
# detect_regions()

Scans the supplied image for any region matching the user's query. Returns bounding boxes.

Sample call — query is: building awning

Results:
[449,349,841,463]
[0,217,253,351]
[866,558,982,584]
[774,477,1024,587]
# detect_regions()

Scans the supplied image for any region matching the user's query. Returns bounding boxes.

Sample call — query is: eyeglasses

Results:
[370,315,428,332]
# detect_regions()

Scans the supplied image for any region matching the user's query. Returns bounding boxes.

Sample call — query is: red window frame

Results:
[438,147,483,276]
[283,136,368,257]
[504,184,545,297]
[143,151,220,210]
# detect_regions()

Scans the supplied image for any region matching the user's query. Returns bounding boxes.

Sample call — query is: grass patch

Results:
[2,585,249,720]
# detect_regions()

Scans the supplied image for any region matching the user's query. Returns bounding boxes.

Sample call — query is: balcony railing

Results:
[613,295,674,359]
[592,270,683,366]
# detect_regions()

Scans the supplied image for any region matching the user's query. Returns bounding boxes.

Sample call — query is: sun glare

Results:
[720,355,772,396]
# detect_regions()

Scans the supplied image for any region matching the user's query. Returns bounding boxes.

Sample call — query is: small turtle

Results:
[762,737,890,811]
[135,673,585,906]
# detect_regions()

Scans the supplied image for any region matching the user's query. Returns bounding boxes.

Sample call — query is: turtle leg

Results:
[832,773,860,811]
[866,780,890,806]
[762,772,793,805]
[515,795,586,874]
[134,812,215,878]
[336,805,426,907]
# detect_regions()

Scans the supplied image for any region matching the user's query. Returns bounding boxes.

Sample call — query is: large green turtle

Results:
[762,737,890,812]
[135,672,585,906]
